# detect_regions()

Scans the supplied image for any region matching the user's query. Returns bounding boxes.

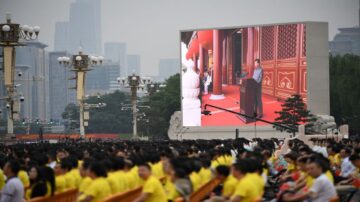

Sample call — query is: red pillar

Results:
[192,53,197,72]
[199,44,204,78]
[247,28,255,77]
[213,30,223,95]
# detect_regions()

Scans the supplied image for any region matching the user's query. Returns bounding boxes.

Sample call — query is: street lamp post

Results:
[58,49,103,138]
[0,13,40,140]
[118,74,151,139]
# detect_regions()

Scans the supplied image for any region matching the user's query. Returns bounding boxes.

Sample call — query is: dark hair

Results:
[60,159,72,172]
[216,165,230,177]
[233,159,252,174]
[43,167,55,196]
[255,58,260,64]
[7,160,21,175]
[350,154,360,161]
[138,163,151,171]
[89,162,107,178]
[112,157,125,170]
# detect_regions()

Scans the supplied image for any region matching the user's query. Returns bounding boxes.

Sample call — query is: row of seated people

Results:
[0,138,359,202]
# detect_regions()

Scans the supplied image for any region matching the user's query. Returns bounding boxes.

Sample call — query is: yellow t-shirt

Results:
[190,172,202,191]
[64,172,76,189]
[231,174,262,202]
[79,177,92,193]
[247,173,265,196]
[113,170,128,193]
[151,161,165,179]
[55,175,66,193]
[69,168,82,188]
[83,177,111,202]
[142,176,167,202]
[125,170,137,189]
[163,175,178,201]
[107,172,122,194]
[0,169,5,191]
[199,167,212,186]
[223,175,238,197]
[131,166,144,188]
[18,170,30,188]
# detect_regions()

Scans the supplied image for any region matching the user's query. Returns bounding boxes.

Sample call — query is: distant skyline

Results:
[0,0,358,76]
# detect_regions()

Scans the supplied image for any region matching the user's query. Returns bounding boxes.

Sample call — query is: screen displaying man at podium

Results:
[181,23,309,127]
[253,59,263,118]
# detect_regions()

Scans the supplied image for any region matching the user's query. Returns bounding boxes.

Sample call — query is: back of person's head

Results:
[112,157,125,171]
[60,158,72,172]
[216,165,230,177]
[89,161,107,178]
[233,159,251,174]
[43,166,55,196]
[6,160,21,175]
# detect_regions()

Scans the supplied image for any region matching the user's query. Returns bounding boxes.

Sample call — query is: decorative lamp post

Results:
[0,13,40,140]
[117,74,151,139]
[57,48,103,138]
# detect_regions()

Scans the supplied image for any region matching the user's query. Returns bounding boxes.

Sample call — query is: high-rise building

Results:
[330,3,360,56]
[15,41,50,122]
[104,42,127,76]
[158,58,180,81]
[54,0,101,55]
[86,60,120,93]
[127,55,141,75]
[48,51,76,121]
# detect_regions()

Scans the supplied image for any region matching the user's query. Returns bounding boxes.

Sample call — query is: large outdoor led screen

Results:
[181,23,309,127]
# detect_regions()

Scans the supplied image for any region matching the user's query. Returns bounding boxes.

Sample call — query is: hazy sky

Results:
[0,0,359,76]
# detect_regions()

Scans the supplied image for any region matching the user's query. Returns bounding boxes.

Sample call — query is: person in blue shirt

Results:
[252,59,263,118]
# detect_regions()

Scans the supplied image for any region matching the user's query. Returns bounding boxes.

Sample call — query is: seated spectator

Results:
[282,157,337,202]
[134,163,167,202]
[214,165,238,199]
[79,161,111,202]
[230,158,264,202]
[0,160,24,202]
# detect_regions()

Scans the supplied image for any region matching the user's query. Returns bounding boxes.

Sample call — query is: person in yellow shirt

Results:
[0,168,5,191]
[215,165,238,199]
[68,156,82,188]
[54,162,66,193]
[18,168,30,188]
[79,161,111,202]
[111,156,128,193]
[230,159,263,202]
[199,156,212,186]
[133,163,167,202]
[60,158,76,189]
[78,158,92,194]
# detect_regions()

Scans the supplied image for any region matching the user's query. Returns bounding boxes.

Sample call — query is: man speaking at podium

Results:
[253,59,263,118]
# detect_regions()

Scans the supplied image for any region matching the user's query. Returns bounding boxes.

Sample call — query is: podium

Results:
[239,78,257,123]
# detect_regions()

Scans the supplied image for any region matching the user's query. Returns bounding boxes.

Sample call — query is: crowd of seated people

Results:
[0,137,359,202]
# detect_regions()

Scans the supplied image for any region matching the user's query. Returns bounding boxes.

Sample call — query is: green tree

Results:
[138,74,180,139]
[273,94,316,134]
[85,91,132,133]
[330,54,360,135]
[62,103,79,133]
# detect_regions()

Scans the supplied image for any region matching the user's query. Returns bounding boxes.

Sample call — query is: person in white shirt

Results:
[281,156,337,202]
[340,147,356,178]
[0,160,24,202]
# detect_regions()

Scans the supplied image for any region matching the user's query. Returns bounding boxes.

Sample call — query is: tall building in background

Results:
[104,42,127,76]
[15,41,50,122]
[86,60,120,93]
[49,51,76,121]
[54,0,101,55]
[127,55,141,75]
[157,58,180,81]
[330,4,360,56]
